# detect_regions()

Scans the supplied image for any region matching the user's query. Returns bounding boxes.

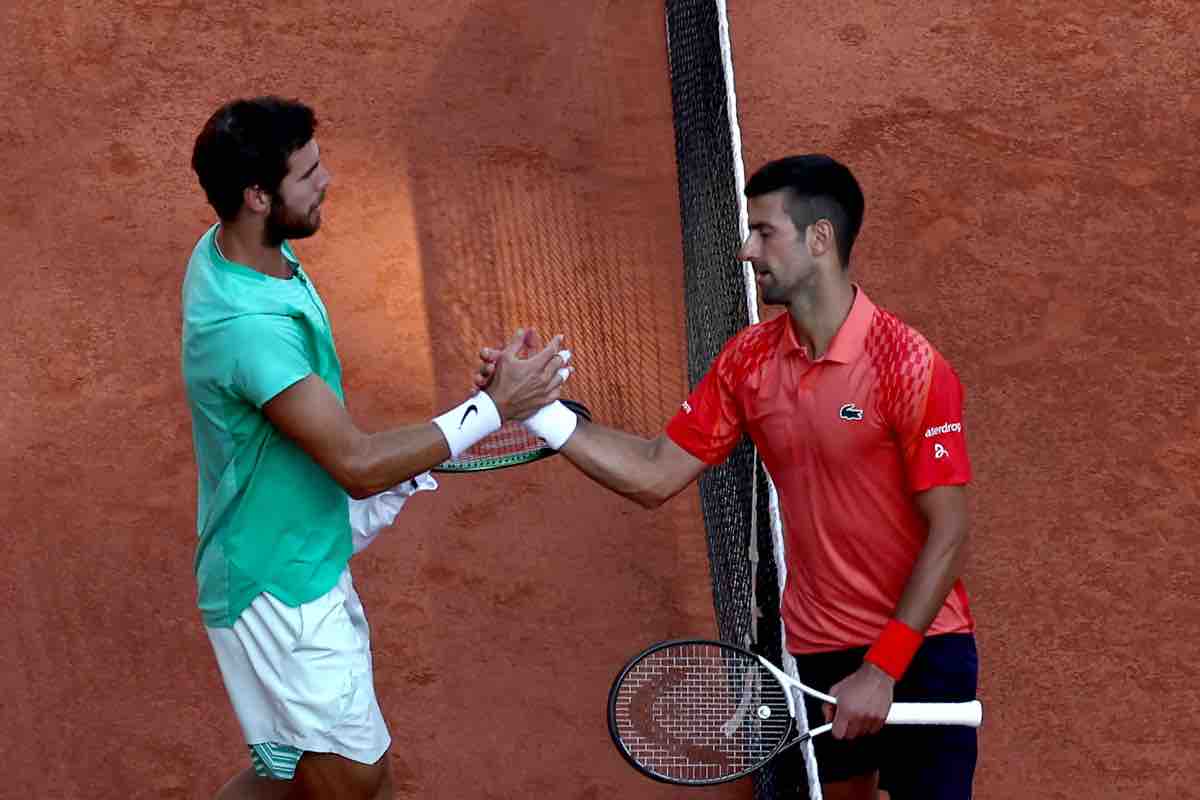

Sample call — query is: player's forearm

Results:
[893,517,970,632]
[343,424,450,499]
[560,423,686,508]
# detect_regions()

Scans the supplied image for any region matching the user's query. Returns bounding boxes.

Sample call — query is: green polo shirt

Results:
[181,224,351,628]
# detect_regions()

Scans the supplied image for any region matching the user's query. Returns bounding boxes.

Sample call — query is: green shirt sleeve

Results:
[229,314,314,408]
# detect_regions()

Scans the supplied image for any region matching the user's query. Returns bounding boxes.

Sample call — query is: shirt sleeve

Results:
[228,314,314,409]
[665,342,745,466]
[896,352,972,492]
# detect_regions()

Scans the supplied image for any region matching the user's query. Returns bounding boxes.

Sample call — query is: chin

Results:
[288,222,321,240]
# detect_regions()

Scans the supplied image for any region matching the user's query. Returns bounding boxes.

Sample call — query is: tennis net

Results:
[665,1,820,797]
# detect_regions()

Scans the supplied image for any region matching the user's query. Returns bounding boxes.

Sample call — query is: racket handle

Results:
[886,700,982,727]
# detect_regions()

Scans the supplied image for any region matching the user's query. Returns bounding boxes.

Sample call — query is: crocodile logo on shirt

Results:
[839,403,864,421]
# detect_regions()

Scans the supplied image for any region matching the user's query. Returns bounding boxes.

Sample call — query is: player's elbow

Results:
[629,475,686,509]
[936,510,971,550]
[342,461,392,500]
[929,516,971,574]
[335,465,375,500]
[631,489,669,509]
[627,436,696,508]
[950,522,971,561]
[344,482,376,501]
[331,443,380,500]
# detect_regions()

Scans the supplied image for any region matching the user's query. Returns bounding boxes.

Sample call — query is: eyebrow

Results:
[300,159,320,180]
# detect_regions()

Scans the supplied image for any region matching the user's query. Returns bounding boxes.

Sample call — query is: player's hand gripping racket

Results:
[607,638,982,786]
[432,399,591,472]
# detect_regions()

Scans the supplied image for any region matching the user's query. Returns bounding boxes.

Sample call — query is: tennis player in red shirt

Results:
[478,154,977,800]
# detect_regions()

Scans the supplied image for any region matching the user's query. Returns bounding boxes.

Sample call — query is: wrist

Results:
[860,660,896,684]
[524,400,579,450]
[864,618,923,681]
[432,392,502,458]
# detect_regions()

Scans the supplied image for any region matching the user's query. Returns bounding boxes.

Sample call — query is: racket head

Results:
[432,399,591,472]
[607,638,796,786]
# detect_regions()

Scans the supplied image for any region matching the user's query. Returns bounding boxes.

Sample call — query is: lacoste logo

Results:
[839,403,864,421]
[459,404,478,428]
[934,443,948,459]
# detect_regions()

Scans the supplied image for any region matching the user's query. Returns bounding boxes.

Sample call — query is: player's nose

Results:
[736,235,755,262]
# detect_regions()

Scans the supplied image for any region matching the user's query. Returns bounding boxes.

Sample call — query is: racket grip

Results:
[885,700,982,727]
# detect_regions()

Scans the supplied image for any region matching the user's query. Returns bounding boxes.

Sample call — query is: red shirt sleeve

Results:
[895,352,972,492]
[665,343,744,466]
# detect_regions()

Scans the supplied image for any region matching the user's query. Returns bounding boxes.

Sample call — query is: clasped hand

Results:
[823,661,895,740]
[475,328,571,421]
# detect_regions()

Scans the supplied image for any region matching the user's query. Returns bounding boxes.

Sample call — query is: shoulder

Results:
[182,227,216,295]
[715,315,786,375]
[862,306,967,421]
[184,293,302,358]
[184,265,298,337]
[862,306,945,375]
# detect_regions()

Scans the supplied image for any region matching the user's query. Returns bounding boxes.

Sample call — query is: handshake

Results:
[468,327,579,451]
[352,327,581,553]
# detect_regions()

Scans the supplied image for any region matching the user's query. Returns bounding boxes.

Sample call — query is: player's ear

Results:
[243,185,270,214]
[809,218,835,258]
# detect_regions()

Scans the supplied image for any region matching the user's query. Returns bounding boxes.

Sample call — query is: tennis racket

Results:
[607,638,983,786]
[432,399,591,472]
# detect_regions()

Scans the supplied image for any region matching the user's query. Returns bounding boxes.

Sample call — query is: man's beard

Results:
[759,283,784,305]
[263,195,320,247]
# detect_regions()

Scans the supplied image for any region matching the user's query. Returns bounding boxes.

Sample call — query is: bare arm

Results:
[557,422,707,509]
[264,375,449,499]
[473,339,707,507]
[264,329,569,499]
[895,484,971,632]
[827,484,971,739]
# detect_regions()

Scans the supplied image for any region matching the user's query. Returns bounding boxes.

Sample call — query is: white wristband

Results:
[524,400,579,450]
[432,392,502,458]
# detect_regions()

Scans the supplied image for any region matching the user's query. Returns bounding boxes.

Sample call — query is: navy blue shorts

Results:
[791,633,978,799]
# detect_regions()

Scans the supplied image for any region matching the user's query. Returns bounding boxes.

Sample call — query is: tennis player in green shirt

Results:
[182,96,567,800]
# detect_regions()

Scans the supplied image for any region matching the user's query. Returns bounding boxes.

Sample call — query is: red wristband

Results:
[864,619,923,680]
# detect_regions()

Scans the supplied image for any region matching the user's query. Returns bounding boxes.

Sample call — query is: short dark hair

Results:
[191,96,317,221]
[744,154,865,267]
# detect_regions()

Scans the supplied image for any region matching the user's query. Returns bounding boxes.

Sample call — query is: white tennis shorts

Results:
[206,567,391,777]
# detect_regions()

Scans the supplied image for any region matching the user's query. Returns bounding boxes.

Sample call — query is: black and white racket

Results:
[432,399,591,472]
[607,638,983,786]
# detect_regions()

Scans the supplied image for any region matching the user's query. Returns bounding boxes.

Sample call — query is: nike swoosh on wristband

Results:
[459,404,478,428]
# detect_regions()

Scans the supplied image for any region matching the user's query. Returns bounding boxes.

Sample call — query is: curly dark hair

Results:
[191,96,317,221]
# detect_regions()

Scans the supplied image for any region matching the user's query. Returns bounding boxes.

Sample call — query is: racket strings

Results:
[459,422,542,457]
[612,642,791,783]
[434,401,589,472]
[439,421,547,469]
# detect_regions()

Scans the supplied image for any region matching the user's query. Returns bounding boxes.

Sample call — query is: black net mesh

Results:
[665,1,809,796]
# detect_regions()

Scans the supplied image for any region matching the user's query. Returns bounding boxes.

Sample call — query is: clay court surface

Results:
[2,2,1197,798]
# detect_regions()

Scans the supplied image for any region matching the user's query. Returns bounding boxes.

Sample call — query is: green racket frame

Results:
[432,399,591,473]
